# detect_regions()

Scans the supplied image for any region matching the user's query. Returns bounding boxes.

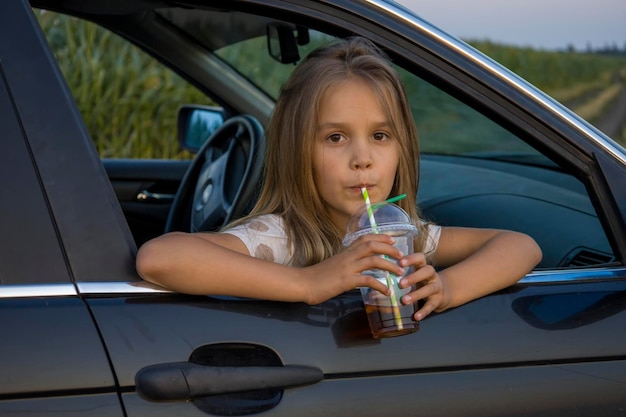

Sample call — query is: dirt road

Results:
[594,71,626,142]
[567,68,626,144]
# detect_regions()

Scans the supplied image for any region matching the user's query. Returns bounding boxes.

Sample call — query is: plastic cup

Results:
[342,202,419,339]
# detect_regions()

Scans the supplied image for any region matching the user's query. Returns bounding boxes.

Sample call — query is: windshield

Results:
[213,31,335,99]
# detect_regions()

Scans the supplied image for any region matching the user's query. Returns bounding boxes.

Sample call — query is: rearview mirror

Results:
[267,22,309,64]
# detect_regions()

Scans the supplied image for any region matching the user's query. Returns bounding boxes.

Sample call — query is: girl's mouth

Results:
[350,184,374,194]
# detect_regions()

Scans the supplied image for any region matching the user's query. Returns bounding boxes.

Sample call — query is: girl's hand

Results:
[299,234,405,305]
[398,252,451,321]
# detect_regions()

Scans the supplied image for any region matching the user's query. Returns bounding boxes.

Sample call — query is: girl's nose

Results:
[350,140,373,170]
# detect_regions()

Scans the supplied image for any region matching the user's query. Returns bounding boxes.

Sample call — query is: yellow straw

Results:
[361,188,403,329]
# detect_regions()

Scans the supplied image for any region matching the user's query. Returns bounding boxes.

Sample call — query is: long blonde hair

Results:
[232,37,426,266]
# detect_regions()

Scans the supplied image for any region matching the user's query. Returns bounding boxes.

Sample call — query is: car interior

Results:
[33,4,618,272]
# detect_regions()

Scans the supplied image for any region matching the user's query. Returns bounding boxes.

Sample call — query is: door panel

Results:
[104,159,190,244]
[88,277,626,416]
[274,361,626,417]
[0,296,122,417]
[0,394,123,417]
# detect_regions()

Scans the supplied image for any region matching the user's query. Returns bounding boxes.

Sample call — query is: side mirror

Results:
[177,105,225,153]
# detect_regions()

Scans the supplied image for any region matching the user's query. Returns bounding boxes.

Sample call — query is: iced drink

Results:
[342,202,419,339]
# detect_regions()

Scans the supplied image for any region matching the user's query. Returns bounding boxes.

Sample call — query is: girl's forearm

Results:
[136,233,307,302]
[437,231,541,310]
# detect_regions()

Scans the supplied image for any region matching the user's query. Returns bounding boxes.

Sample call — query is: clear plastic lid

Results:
[342,203,418,246]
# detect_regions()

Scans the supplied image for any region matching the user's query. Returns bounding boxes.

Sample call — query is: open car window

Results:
[36,7,616,272]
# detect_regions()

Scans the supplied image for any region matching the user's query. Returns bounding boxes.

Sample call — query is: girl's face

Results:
[313,78,400,230]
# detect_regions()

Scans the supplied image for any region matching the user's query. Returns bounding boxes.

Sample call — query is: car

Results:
[1,0,625,416]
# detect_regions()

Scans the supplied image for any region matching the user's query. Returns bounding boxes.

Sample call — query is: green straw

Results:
[361,188,404,329]
[385,193,407,204]
[373,193,407,210]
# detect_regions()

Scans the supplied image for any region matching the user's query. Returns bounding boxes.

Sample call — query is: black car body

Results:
[1,0,626,416]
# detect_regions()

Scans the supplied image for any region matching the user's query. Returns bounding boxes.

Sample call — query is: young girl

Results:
[136,37,542,321]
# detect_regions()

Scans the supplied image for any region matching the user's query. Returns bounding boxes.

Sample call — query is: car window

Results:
[35,9,213,159]
[187,17,615,270]
[34,7,616,271]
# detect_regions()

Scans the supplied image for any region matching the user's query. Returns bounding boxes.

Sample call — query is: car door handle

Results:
[136,362,324,401]
[136,190,176,202]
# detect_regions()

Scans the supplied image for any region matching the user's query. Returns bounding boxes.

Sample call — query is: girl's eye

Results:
[326,133,345,143]
[373,132,390,141]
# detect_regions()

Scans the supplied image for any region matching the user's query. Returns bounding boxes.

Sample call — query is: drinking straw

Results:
[385,193,406,204]
[373,193,407,210]
[361,188,404,329]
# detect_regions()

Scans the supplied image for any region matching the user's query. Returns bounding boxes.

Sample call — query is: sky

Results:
[395,0,626,51]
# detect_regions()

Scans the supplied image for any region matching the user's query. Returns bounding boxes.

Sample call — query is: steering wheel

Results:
[165,115,265,233]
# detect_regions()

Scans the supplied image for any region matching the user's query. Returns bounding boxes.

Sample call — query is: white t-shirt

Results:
[223,214,441,266]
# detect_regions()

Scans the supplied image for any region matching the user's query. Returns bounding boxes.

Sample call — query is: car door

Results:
[0,2,124,415]
[21,1,626,416]
[83,279,626,417]
[77,16,624,417]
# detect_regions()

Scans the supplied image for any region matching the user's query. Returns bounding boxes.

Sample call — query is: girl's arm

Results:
[400,227,542,319]
[137,231,302,300]
[136,231,398,304]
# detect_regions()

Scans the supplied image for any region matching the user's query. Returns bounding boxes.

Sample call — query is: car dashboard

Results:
[418,154,615,269]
